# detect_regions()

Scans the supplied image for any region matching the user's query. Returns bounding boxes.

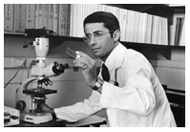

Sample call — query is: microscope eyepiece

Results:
[52,62,69,75]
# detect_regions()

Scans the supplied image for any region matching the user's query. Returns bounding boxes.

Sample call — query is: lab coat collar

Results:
[104,43,126,71]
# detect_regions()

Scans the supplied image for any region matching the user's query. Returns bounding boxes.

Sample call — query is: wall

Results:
[4,35,185,118]
[149,48,185,91]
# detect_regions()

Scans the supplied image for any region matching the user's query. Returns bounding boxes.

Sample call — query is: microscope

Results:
[15,36,69,124]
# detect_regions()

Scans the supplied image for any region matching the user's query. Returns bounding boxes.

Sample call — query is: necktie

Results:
[101,63,110,82]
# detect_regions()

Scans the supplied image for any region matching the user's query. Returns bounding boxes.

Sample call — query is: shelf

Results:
[124,4,173,17]
[4,32,185,60]
[5,31,185,47]
[108,4,185,15]
[121,41,185,49]
[4,32,26,36]
[107,4,173,18]
[170,6,185,13]
[120,41,185,60]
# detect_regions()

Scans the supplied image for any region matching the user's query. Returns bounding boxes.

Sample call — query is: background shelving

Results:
[4,31,185,60]
[4,4,185,46]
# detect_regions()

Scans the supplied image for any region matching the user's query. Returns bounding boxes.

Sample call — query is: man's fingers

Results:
[74,61,88,69]
[75,51,85,57]
[74,51,96,70]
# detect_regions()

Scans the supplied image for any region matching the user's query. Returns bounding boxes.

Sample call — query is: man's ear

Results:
[112,30,120,41]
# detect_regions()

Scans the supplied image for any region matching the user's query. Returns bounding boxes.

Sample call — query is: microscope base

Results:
[20,112,53,124]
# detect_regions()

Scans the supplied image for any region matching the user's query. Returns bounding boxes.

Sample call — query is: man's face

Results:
[84,23,115,61]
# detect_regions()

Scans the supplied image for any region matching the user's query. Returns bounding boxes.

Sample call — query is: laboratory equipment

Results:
[15,36,69,124]
[4,106,20,126]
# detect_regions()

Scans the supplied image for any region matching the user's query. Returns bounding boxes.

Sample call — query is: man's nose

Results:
[88,36,97,45]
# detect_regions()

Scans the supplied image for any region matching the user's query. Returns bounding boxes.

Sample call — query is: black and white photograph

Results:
[3,1,187,129]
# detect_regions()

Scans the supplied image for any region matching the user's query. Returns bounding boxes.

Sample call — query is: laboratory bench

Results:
[11,119,66,127]
[6,115,107,127]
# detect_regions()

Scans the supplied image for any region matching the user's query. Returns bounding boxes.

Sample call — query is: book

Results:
[53,4,59,35]
[69,4,74,36]
[77,4,83,37]
[127,10,136,42]
[58,4,67,36]
[34,4,39,29]
[151,15,159,44]
[26,4,35,29]
[4,4,14,32]
[65,4,71,36]
[174,17,184,46]
[72,4,78,37]
[119,8,126,41]
[163,17,168,45]
[169,13,185,46]
[42,4,49,30]
[179,18,185,46]
[133,11,140,42]
[48,4,54,31]
[13,4,26,33]
[145,14,153,44]
[38,4,43,29]
[139,13,148,43]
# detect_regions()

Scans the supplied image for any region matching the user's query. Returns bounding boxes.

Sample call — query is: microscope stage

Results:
[23,88,57,96]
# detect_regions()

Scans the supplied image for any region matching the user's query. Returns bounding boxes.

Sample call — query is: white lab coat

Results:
[54,43,177,127]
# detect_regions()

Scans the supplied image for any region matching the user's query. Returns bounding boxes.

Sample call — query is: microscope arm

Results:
[19,77,37,91]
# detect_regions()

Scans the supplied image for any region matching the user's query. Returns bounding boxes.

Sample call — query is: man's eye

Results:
[86,35,91,38]
[95,32,103,37]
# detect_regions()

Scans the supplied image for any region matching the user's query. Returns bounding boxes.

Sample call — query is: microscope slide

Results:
[66,47,77,58]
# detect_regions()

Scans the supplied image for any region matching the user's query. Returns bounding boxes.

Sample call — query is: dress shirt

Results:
[54,43,176,127]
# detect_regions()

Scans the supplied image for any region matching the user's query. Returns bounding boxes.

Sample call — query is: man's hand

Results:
[73,51,97,87]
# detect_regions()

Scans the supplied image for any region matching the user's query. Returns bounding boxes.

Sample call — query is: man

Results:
[41,11,176,127]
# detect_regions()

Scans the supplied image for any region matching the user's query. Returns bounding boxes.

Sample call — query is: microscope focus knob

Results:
[16,100,26,111]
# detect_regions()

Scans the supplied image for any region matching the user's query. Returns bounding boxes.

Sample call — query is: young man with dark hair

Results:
[41,11,176,127]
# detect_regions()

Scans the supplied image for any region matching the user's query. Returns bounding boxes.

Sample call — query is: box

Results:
[4,106,20,126]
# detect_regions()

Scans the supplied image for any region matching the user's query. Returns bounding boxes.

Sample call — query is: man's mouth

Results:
[92,48,100,52]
